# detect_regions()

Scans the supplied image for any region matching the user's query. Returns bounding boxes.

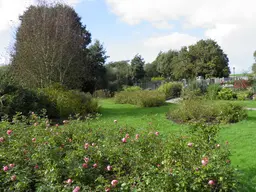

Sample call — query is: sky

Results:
[0,0,256,73]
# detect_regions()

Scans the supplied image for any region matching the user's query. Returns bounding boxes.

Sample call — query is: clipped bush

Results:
[115,90,165,107]
[40,85,99,118]
[206,84,222,100]
[122,85,142,92]
[168,100,247,124]
[158,82,183,99]
[151,76,165,82]
[93,89,112,98]
[218,88,237,100]
[0,115,239,191]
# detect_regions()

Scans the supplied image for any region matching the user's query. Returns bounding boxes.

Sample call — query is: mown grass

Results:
[95,99,256,191]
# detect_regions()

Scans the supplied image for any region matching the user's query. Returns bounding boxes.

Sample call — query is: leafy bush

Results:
[115,90,165,107]
[158,82,183,99]
[0,115,239,191]
[151,76,165,82]
[0,84,55,119]
[236,90,253,100]
[206,84,222,100]
[122,85,142,92]
[168,100,247,124]
[218,88,237,100]
[93,89,112,98]
[40,85,99,118]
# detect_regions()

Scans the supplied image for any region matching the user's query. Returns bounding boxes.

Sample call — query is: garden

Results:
[1,2,256,191]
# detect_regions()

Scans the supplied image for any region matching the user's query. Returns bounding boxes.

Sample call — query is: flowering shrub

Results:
[0,113,239,191]
[234,79,250,90]
[114,90,165,107]
[218,88,237,100]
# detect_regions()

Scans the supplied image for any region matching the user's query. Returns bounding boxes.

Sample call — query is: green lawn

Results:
[95,99,256,191]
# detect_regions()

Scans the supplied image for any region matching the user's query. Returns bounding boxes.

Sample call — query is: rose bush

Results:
[0,113,239,191]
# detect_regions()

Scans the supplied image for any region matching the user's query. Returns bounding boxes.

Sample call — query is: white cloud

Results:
[144,32,198,51]
[106,0,256,73]
[151,21,173,30]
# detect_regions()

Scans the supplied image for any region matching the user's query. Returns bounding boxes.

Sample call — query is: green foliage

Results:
[151,76,165,82]
[236,90,254,100]
[158,82,183,99]
[40,85,99,118]
[182,80,208,100]
[218,88,237,100]
[0,115,239,191]
[168,100,247,124]
[131,54,145,82]
[0,84,54,119]
[122,86,142,92]
[206,84,222,100]
[115,90,165,107]
[144,63,159,79]
[93,89,112,98]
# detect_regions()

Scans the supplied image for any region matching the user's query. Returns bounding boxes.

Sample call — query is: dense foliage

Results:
[168,100,247,124]
[158,82,183,99]
[0,115,239,191]
[114,90,166,107]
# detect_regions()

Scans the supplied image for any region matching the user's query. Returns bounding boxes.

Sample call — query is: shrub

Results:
[158,82,183,99]
[0,84,55,119]
[206,84,222,100]
[218,88,237,100]
[236,90,253,100]
[0,115,239,191]
[93,89,112,98]
[40,86,99,118]
[151,76,165,82]
[122,85,142,92]
[168,100,247,124]
[115,90,165,107]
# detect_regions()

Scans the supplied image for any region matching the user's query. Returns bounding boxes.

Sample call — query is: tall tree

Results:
[144,62,159,79]
[131,54,145,83]
[188,39,230,78]
[152,50,178,78]
[82,40,109,92]
[11,3,91,89]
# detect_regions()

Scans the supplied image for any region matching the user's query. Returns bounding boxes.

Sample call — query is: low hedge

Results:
[168,100,247,124]
[114,90,165,107]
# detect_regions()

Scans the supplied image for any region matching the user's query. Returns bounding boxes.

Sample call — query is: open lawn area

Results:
[97,99,256,191]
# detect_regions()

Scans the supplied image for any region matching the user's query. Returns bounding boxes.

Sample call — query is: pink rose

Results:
[125,134,130,139]
[93,163,98,168]
[9,164,15,168]
[106,165,112,171]
[34,164,39,169]
[66,178,72,184]
[0,137,4,143]
[201,157,209,166]
[11,175,16,181]
[82,163,88,168]
[121,138,127,143]
[105,187,111,192]
[187,142,193,147]
[135,134,139,140]
[32,138,36,142]
[7,130,12,135]
[3,166,8,172]
[73,186,80,192]
[84,143,89,149]
[155,132,159,136]
[84,157,89,163]
[92,143,96,146]
[208,180,215,185]
[111,180,118,187]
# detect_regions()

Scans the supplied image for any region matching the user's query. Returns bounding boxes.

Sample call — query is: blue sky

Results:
[1,0,256,73]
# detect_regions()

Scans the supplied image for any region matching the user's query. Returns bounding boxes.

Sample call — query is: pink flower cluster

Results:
[3,163,15,172]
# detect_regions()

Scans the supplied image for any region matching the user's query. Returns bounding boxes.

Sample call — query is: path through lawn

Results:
[97,99,256,191]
